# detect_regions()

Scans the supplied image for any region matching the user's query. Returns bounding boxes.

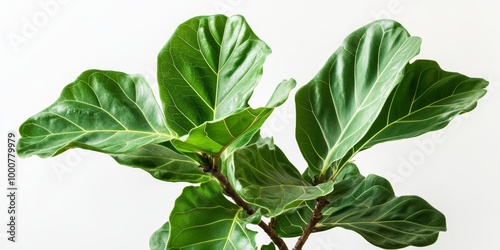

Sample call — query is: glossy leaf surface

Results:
[339,60,488,164]
[18,70,173,158]
[111,142,211,183]
[274,163,446,248]
[158,15,270,135]
[172,79,295,155]
[149,222,169,250]
[230,138,334,217]
[168,181,257,249]
[295,20,421,177]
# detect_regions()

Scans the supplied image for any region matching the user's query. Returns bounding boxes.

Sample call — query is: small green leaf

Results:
[260,242,276,250]
[158,14,271,135]
[274,163,446,248]
[273,163,362,237]
[229,138,334,217]
[149,221,169,250]
[273,200,314,238]
[172,79,296,156]
[168,181,258,249]
[111,142,211,183]
[338,60,488,165]
[18,70,173,158]
[296,20,421,179]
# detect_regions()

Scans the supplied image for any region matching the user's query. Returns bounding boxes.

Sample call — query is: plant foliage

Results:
[18,15,488,249]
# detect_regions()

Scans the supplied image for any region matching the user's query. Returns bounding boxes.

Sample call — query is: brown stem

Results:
[209,159,289,250]
[210,165,255,214]
[292,196,329,250]
[258,221,289,250]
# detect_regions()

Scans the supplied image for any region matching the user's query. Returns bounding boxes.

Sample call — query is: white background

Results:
[1,1,499,249]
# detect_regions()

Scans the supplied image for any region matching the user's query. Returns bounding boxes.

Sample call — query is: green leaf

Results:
[260,243,276,250]
[229,138,334,217]
[168,181,258,249]
[273,163,362,237]
[339,60,488,165]
[272,200,314,238]
[274,163,446,249]
[111,142,211,183]
[172,79,296,155]
[18,70,174,158]
[295,20,421,178]
[149,221,169,250]
[320,177,447,248]
[158,14,271,135]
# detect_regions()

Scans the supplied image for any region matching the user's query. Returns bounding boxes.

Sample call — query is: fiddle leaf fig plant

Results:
[18,14,488,250]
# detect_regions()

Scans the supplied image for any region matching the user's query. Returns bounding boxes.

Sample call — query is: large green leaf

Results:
[158,14,271,135]
[111,142,211,183]
[150,221,169,250]
[171,79,296,156]
[320,177,446,248]
[295,20,421,178]
[338,60,488,165]
[168,181,258,249]
[18,70,174,158]
[229,138,334,217]
[274,163,446,249]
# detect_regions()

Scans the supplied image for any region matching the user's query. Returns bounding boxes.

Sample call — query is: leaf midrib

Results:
[21,129,173,139]
[321,34,418,173]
